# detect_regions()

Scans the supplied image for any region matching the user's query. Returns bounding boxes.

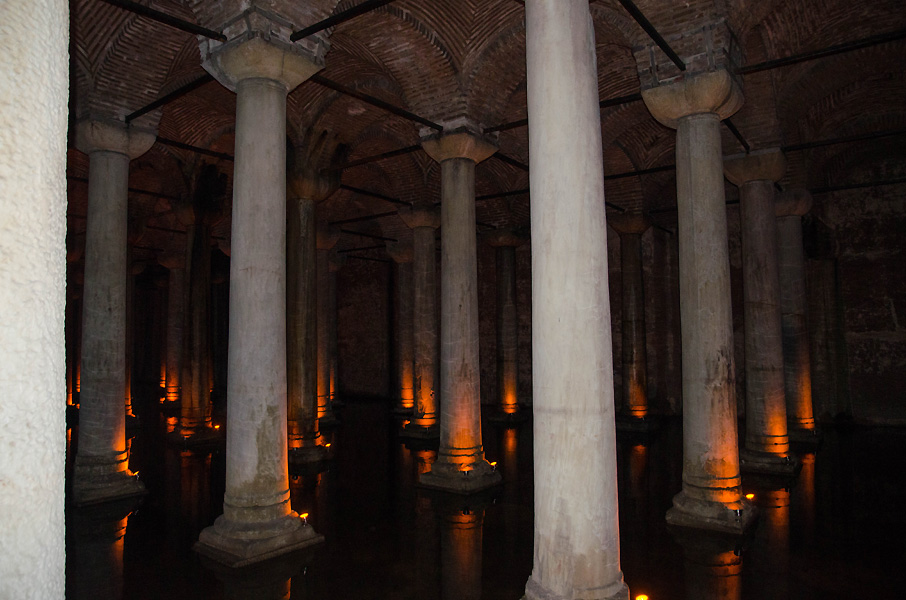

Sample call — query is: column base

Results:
[615,413,660,433]
[788,426,822,446]
[318,411,340,429]
[168,426,225,449]
[399,421,440,440]
[392,404,415,416]
[289,444,329,465]
[72,455,147,507]
[523,575,629,600]
[665,490,758,535]
[419,459,502,495]
[487,407,531,424]
[739,448,801,476]
[194,513,324,568]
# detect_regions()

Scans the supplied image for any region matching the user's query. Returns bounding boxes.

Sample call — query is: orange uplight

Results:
[636,595,649,600]
[745,493,755,500]
[214,424,221,430]
[299,513,309,519]
[325,443,332,448]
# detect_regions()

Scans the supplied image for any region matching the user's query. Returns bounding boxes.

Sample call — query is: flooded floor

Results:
[66,396,906,599]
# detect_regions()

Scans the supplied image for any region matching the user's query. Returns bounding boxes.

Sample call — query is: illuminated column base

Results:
[287,423,327,465]
[72,451,146,507]
[419,447,501,494]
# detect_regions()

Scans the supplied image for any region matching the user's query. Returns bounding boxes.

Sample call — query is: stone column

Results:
[486,230,525,421]
[419,125,501,493]
[609,213,652,425]
[388,241,416,414]
[159,252,185,404]
[775,189,818,441]
[73,119,155,506]
[0,2,68,592]
[642,69,755,533]
[524,1,628,598]
[286,194,325,462]
[194,33,324,566]
[725,149,797,474]
[316,228,339,426]
[328,253,344,406]
[399,207,441,438]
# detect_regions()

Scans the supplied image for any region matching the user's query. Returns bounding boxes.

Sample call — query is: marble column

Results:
[286,194,325,462]
[316,228,339,426]
[419,125,501,493]
[73,119,154,506]
[159,252,185,404]
[642,69,755,532]
[725,149,797,475]
[328,253,344,406]
[486,230,526,421]
[194,34,324,566]
[609,213,652,424]
[776,189,818,441]
[399,207,441,438]
[388,241,416,414]
[524,0,628,598]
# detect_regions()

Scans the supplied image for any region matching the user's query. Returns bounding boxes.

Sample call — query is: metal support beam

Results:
[616,0,685,71]
[723,119,750,154]
[291,0,398,41]
[98,0,226,41]
[340,184,410,206]
[603,164,675,180]
[476,188,529,201]
[491,153,529,171]
[812,177,906,194]
[346,255,391,263]
[340,229,398,243]
[67,175,178,201]
[338,244,385,254]
[737,27,906,75]
[782,127,906,153]
[156,137,234,162]
[126,74,214,123]
[310,75,442,131]
[338,145,422,170]
[329,211,399,226]
[485,92,642,133]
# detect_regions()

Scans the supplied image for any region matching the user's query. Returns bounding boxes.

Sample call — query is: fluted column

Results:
[194,31,324,566]
[388,241,416,414]
[159,252,185,404]
[776,189,818,441]
[725,149,797,475]
[610,213,652,424]
[399,207,441,438]
[642,69,755,533]
[73,119,154,506]
[316,227,339,426]
[419,125,501,493]
[524,1,628,598]
[485,230,526,421]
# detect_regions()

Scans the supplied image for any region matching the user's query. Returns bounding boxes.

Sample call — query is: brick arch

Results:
[589,1,649,48]
[462,19,526,127]
[603,142,645,212]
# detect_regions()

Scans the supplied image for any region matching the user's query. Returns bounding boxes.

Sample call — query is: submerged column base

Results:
[739,448,801,476]
[419,456,501,494]
[523,575,629,600]
[400,420,440,439]
[195,512,324,568]
[615,413,660,433]
[288,443,328,465]
[72,452,146,507]
[665,490,757,535]
[788,425,821,446]
[487,406,531,424]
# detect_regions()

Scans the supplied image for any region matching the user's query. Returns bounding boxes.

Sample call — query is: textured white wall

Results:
[0,1,69,598]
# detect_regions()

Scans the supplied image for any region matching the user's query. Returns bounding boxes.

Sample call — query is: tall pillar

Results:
[73,119,155,506]
[316,228,339,426]
[388,241,416,414]
[159,252,185,404]
[775,189,818,441]
[419,124,501,493]
[642,69,755,532]
[0,1,68,593]
[399,207,441,438]
[486,230,526,421]
[524,1,628,598]
[286,191,325,462]
[328,252,344,406]
[609,213,652,424]
[194,32,324,566]
[725,149,797,474]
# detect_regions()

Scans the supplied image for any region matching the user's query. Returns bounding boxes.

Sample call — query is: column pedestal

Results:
[418,127,501,494]
[73,119,154,506]
[642,70,756,534]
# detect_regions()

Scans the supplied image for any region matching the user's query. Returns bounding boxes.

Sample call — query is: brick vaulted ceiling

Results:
[65,0,906,269]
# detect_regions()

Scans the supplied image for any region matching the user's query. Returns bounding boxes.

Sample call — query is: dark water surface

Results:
[66,396,906,599]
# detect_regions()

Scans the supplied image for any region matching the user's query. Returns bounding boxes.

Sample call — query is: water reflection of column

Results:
[674,533,743,600]
[440,505,485,600]
[796,452,816,539]
[414,450,440,598]
[744,487,790,599]
[202,551,311,600]
[69,503,136,600]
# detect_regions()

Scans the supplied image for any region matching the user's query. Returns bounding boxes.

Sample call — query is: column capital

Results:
[398,206,440,230]
[608,212,651,236]
[202,35,323,93]
[420,118,498,164]
[775,188,813,217]
[316,227,340,250]
[724,148,786,186]
[75,119,156,159]
[386,241,413,264]
[641,70,743,129]
[483,229,526,248]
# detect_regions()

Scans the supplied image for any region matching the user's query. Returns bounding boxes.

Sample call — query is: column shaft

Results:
[620,232,648,418]
[328,263,339,403]
[496,245,518,414]
[739,180,790,460]
[395,260,415,411]
[165,266,185,403]
[524,0,627,598]
[316,247,334,422]
[410,225,439,432]
[181,221,213,436]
